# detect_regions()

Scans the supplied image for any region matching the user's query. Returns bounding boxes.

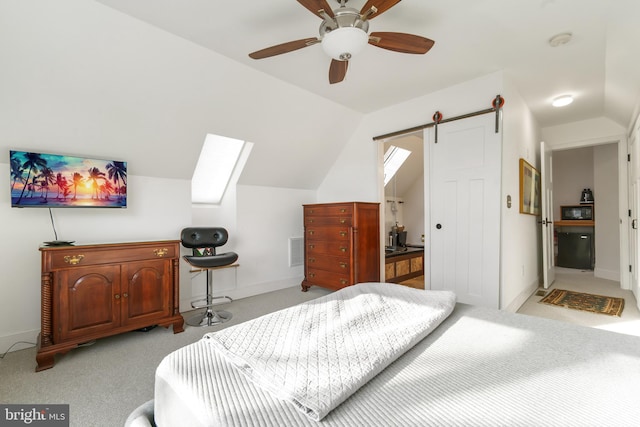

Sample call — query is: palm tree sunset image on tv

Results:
[10,150,127,208]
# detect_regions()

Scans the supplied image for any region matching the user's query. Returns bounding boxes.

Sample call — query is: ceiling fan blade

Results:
[329,59,348,84]
[360,0,401,19]
[369,32,435,54]
[249,38,320,59]
[297,0,334,19]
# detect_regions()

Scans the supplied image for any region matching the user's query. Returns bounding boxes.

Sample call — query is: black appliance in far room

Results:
[557,232,594,270]
[556,189,595,270]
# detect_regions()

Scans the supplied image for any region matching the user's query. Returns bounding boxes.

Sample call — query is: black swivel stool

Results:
[180,227,239,327]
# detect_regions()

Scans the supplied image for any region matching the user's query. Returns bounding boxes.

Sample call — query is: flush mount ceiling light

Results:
[552,95,574,107]
[549,32,573,47]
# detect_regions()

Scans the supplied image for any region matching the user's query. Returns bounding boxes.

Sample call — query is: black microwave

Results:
[561,205,593,220]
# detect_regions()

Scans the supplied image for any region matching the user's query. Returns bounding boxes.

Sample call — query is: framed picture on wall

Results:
[519,158,541,215]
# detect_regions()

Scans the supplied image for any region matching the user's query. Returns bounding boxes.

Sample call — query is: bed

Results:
[141,283,640,426]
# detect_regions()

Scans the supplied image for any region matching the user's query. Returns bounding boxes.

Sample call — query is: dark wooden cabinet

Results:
[385,249,424,283]
[37,240,184,371]
[301,202,380,291]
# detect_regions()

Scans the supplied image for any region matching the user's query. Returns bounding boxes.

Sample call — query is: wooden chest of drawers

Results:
[301,202,380,291]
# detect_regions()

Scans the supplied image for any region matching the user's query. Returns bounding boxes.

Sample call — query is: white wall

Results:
[187,184,316,304]
[0,0,365,354]
[318,71,542,310]
[0,0,362,188]
[594,144,620,280]
[402,174,425,245]
[542,117,625,149]
[553,147,595,212]
[500,77,542,311]
[0,169,191,353]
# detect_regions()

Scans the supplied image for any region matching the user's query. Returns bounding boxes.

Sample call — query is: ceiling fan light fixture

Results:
[322,27,368,61]
[552,95,574,107]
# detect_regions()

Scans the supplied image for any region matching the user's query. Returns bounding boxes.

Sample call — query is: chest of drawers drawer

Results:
[45,243,177,270]
[304,204,353,217]
[306,254,351,274]
[306,226,350,241]
[305,216,352,226]
[306,241,351,256]
[306,268,350,290]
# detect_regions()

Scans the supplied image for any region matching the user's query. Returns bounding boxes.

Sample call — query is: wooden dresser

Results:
[301,202,380,291]
[37,240,184,371]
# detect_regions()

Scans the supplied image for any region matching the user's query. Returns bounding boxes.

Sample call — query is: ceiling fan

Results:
[248,0,435,84]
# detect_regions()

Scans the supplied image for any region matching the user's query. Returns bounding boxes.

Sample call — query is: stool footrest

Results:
[190,295,232,310]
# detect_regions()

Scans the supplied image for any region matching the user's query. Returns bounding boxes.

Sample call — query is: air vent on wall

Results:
[289,237,304,267]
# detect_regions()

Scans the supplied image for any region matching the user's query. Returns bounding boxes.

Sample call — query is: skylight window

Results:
[191,134,244,204]
[383,145,411,186]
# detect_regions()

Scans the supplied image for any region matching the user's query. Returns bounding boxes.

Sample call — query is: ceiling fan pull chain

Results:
[432,111,443,144]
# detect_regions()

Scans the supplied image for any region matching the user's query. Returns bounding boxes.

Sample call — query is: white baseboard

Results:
[0,329,39,354]
[503,278,539,313]
[594,267,620,282]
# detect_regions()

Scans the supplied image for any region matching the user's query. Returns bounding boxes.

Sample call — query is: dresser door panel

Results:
[55,266,120,341]
[122,260,172,325]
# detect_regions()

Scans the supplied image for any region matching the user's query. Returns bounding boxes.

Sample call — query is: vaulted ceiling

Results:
[97,0,640,130]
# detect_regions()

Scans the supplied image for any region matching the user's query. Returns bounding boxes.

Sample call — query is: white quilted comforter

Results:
[204,282,456,421]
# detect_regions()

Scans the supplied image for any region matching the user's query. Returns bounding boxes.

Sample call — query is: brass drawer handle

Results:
[308,219,314,223]
[340,279,347,285]
[309,209,314,214]
[123,293,128,298]
[340,219,346,224]
[309,257,316,263]
[153,248,168,257]
[340,247,347,252]
[63,255,84,265]
[115,294,120,299]
[339,262,347,269]
[309,273,315,278]
[340,208,346,213]
[339,231,347,237]
[309,244,315,249]
[309,230,315,235]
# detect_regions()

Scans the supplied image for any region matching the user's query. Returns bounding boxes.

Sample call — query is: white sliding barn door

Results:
[540,141,556,288]
[427,114,501,308]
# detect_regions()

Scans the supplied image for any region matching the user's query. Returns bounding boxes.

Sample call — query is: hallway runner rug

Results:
[540,289,624,316]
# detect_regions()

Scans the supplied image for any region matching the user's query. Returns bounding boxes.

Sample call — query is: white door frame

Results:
[550,134,629,291]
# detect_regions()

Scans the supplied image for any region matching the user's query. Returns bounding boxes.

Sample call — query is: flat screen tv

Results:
[10,150,127,208]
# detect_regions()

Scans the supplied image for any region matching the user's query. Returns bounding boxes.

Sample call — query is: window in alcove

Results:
[191,133,245,204]
[383,145,411,186]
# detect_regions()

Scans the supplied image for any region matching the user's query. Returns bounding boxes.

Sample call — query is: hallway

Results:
[517,267,640,337]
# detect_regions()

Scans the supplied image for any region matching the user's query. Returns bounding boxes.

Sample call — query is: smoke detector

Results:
[549,32,572,47]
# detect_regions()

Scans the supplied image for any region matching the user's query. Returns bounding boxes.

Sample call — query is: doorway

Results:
[552,143,621,282]
[382,132,425,289]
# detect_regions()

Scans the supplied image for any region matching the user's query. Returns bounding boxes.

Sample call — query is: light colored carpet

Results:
[0,285,331,427]
[517,267,640,337]
[2,270,638,426]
